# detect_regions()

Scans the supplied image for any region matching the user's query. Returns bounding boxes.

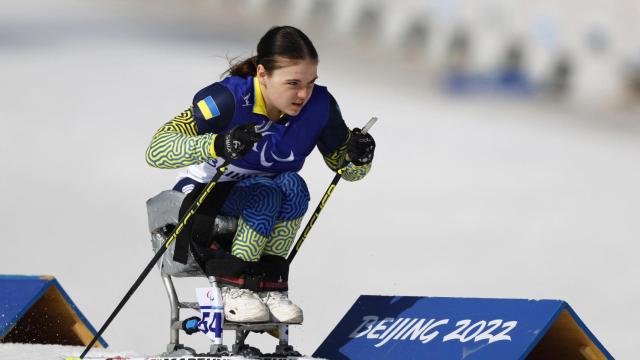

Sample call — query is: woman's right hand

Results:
[214,122,262,160]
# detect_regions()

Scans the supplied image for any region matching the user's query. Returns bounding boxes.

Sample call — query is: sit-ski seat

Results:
[147,190,300,357]
[146,190,301,358]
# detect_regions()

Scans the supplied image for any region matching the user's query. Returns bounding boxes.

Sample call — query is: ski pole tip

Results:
[361,117,378,135]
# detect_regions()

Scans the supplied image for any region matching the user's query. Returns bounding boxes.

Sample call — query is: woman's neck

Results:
[258,82,283,121]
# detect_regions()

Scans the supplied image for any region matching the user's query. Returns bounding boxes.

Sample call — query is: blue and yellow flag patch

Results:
[197,96,221,120]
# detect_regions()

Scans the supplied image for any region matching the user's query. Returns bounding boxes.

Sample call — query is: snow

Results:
[0,342,324,360]
[0,343,139,360]
[2,0,640,358]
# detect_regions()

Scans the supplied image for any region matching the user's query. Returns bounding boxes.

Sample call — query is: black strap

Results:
[260,254,290,282]
[205,255,290,292]
[173,181,235,264]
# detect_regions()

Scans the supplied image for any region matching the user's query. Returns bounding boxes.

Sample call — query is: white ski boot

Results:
[221,286,269,323]
[259,291,303,323]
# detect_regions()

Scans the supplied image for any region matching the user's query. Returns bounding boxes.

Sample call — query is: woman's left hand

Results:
[346,128,375,165]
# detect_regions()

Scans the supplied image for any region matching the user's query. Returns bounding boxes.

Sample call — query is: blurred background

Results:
[1,0,639,358]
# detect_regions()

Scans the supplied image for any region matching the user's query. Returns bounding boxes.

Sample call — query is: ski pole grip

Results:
[343,117,378,164]
[360,116,378,135]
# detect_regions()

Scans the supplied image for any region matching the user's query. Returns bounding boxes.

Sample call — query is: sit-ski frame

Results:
[161,272,299,357]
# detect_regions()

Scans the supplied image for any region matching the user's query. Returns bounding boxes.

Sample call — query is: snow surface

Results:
[2,1,640,359]
[0,342,324,360]
[0,343,140,360]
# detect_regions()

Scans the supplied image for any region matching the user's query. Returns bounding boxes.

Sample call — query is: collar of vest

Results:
[252,77,285,119]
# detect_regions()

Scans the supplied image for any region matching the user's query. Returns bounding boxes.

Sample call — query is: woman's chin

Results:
[287,106,302,116]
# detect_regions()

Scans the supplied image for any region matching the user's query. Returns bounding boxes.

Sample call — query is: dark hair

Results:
[225,26,318,78]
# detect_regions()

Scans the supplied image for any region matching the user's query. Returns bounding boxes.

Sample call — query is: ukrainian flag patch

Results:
[197,96,221,120]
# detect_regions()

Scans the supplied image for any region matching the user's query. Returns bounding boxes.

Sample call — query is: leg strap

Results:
[205,255,290,292]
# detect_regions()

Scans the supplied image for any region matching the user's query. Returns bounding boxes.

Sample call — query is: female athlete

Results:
[146,26,376,324]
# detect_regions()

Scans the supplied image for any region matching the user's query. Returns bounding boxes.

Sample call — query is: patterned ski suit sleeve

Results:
[317,93,372,182]
[145,83,235,169]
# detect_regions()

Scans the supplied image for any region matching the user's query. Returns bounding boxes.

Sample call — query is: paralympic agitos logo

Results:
[252,121,295,168]
[349,316,518,348]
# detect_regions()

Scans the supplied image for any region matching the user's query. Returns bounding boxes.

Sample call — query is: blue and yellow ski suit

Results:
[146,75,371,264]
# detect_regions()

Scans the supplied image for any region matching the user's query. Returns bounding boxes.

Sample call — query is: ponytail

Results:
[224,56,258,78]
[223,26,318,79]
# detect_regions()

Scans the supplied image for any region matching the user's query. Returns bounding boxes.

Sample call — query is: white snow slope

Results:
[1,1,639,359]
[0,342,323,359]
[0,343,138,360]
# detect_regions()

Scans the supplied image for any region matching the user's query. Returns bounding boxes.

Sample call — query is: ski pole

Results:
[287,117,377,264]
[78,161,231,359]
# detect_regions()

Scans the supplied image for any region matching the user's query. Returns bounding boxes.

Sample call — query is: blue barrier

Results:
[0,275,107,347]
[314,295,612,360]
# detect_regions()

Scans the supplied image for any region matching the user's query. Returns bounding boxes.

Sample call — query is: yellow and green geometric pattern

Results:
[341,162,371,182]
[231,217,269,262]
[264,217,304,257]
[322,130,371,182]
[323,131,351,171]
[145,107,216,169]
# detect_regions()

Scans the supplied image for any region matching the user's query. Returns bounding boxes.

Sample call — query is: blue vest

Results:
[182,75,333,183]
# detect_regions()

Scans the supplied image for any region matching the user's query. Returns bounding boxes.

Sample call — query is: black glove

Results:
[347,128,376,166]
[214,122,262,160]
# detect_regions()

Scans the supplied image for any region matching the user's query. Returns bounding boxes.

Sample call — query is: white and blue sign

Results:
[313,295,613,359]
[196,287,224,345]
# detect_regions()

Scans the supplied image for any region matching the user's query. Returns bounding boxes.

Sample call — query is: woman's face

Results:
[258,59,318,117]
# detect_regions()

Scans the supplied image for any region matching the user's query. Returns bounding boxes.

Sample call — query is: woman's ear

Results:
[256,64,267,86]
